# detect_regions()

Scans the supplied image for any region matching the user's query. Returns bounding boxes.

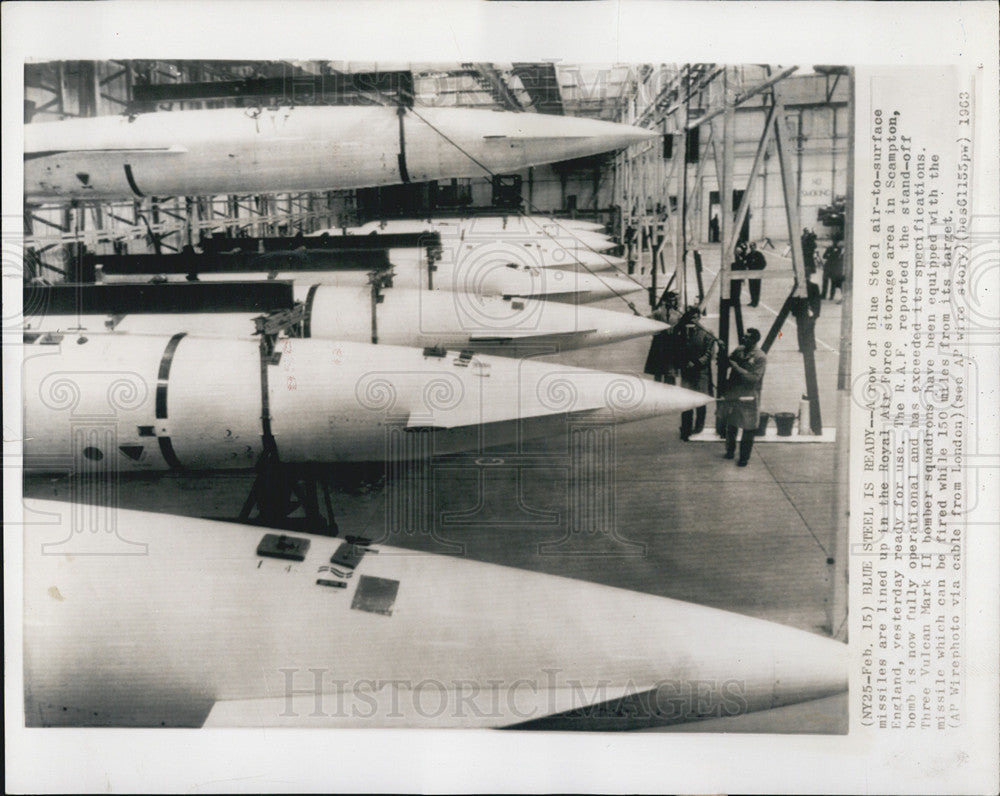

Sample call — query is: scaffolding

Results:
[615,65,852,635]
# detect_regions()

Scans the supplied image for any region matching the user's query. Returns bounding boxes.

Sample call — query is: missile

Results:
[339,215,608,235]
[25,105,656,202]
[26,284,667,355]
[412,235,625,271]
[23,334,708,472]
[23,500,848,728]
[318,217,622,262]
[96,255,641,303]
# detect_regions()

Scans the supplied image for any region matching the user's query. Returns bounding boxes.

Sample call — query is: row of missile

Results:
[24,204,682,474]
[24,500,849,728]
[95,249,638,301]
[91,221,637,299]
[24,211,692,474]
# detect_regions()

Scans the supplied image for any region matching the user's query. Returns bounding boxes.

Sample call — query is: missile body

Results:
[341,215,608,235]
[25,106,655,202]
[421,235,624,271]
[26,285,667,355]
[97,255,640,303]
[318,218,624,268]
[23,334,707,472]
[23,500,848,728]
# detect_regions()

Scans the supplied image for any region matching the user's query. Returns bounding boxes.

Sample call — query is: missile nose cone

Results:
[449,109,660,165]
[597,275,644,297]
[524,114,657,151]
[596,314,668,346]
[643,620,848,728]
[638,379,714,417]
[572,118,657,154]
[768,630,849,707]
[625,313,671,337]
[620,124,659,144]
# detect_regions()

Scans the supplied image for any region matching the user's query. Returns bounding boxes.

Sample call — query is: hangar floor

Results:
[23,240,848,733]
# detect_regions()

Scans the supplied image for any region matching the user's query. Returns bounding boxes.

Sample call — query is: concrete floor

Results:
[22,238,848,733]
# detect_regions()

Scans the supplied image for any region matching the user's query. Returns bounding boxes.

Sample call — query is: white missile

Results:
[23,500,848,728]
[311,216,625,268]
[408,235,625,271]
[25,105,656,202]
[97,256,641,303]
[26,285,667,355]
[23,335,707,472]
[336,215,607,235]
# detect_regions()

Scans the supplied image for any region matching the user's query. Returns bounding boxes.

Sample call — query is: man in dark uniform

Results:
[644,292,683,384]
[801,227,818,277]
[720,327,767,466]
[677,307,717,440]
[729,242,748,306]
[823,240,845,302]
[744,242,767,307]
[624,222,638,274]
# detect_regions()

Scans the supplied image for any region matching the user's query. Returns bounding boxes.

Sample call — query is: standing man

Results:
[709,212,720,243]
[729,241,748,306]
[801,227,818,277]
[644,291,683,384]
[677,307,717,440]
[823,240,845,303]
[744,241,767,307]
[720,328,767,467]
[624,221,638,275]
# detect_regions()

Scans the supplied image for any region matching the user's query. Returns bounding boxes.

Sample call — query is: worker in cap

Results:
[719,327,766,466]
[677,306,717,440]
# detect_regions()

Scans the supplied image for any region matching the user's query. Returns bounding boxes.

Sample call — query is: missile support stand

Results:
[238,306,341,536]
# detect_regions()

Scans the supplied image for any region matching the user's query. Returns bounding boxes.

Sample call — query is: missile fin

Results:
[468,328,598,342]
[118,445,144,462]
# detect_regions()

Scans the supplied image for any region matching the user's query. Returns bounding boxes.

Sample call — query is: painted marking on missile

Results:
[157,438,184,471]
[82,446,103,462]
[350,575,399,616]
[123,164,144,198]
[396,106,411,183]
[155,333,188,470]
[118,445,144,462]
[302,284,320,337]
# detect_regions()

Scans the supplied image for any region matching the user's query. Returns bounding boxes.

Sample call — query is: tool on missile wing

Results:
[256,533,310,562]
[330,542,367,570]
